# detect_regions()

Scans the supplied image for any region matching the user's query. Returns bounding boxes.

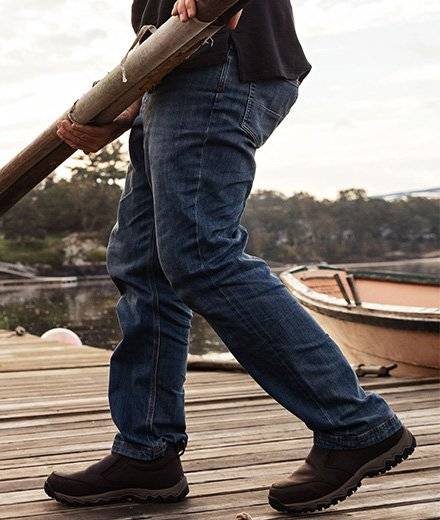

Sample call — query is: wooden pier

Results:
[0,329,439,519]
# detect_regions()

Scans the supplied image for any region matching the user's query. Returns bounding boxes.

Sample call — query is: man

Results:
[46,0,415,514]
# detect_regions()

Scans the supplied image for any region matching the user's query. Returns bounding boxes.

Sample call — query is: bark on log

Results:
[0,0,241,216]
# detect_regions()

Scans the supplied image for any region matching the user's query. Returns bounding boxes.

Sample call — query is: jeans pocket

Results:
[241,78,299,148]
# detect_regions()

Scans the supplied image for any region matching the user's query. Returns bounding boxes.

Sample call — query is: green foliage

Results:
[69,140,128,185]
[0,295,70,334]
[84,247,107,263]
[0,314,13,331]
[0,142,126,245]
[0,136,438,268]
[0,236,65,267]
[243,189,439,263]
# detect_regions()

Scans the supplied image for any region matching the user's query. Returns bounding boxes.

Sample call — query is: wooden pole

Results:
[0,0,243,216]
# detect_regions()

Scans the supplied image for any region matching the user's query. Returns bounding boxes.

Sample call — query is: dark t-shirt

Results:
[131,0,312,83]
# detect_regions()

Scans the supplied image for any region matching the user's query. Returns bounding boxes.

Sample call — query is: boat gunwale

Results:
[317,264,440,286]
[281,271,440,333]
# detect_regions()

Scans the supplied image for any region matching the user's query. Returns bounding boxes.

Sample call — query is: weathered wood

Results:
[0,485,439,520]
[0,329,438,518]
[1,411,437,450]
[2,448,439,495]
[2,443,438,493]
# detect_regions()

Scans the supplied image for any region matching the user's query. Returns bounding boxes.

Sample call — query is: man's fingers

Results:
[178,2,188,22]
[58,132,93,154]
[171,0,197,21]
[58,120,104,139]
[172,1,241,28]
[57,127,93,149]
[66,123,103,141]
[57,125,100,152]
[185,0,196,17]
[58,133,85,150]
[59,124,91,142]
[58,134,79,150]
[228,10,243,30]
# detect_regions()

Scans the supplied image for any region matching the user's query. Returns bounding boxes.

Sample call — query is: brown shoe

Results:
[269,426,416,514]
[44,446,189,506]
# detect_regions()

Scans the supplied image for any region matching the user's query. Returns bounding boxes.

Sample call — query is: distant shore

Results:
[1,257,438,290]
[337,256,440,268]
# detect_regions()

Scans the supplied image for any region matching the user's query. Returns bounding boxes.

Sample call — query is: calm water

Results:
[0,259,438,354]
[0,281,226,354]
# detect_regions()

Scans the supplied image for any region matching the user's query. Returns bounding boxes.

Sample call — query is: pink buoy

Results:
[41,328,82,346]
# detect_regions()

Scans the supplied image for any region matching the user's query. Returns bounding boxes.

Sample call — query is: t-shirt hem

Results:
[239,65,312,84]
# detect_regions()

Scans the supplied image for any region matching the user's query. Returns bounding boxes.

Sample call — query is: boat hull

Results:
[281,266,439,378]
[306,306,439,377]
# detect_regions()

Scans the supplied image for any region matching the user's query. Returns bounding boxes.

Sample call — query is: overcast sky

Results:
[0,0,439,199]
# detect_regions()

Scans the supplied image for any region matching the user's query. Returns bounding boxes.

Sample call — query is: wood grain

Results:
[0,329,438,519]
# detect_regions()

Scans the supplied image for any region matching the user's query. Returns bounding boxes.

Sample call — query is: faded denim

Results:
[106,42,402,461]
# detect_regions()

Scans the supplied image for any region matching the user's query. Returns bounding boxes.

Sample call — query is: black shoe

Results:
[269,426,416,514]
[44,446,189,506]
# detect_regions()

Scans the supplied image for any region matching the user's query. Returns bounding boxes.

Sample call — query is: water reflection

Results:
[0,259,438,353]
[0,281,226,354]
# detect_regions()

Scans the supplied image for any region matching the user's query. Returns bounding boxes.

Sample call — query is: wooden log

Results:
[0,0,243,216]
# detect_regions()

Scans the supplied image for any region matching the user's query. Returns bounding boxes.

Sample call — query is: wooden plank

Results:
[0,330,438,519]
[0,484,438,520]
[2,389,437,417]
[0,434,437,488]
[1,432,438,474]
[141,502,440,520]
[0,413,436,450]
[1,418,439,459]
[0,380,437,405]
[1,405,438,437]
[3,468,440,507]
[1,445,439,494]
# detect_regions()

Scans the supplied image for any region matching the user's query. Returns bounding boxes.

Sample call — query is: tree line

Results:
[0,142,438,266]
[243,189,438,263]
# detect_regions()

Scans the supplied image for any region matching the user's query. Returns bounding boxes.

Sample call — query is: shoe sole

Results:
[268,427,416,515]
[44,475,189,507]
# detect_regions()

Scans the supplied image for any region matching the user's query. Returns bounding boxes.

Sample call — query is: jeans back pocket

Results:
[241,78,299,148]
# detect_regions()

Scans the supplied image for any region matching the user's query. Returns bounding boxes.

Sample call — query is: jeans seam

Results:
[241,82,259,147]
[143,127,153,192]
[284,77,301,87]
[314,413,402,448]
[192,68,270,342]
[145,238,161,433]
[253,100,285,120]
[216,44,233,93]
[195,172,273,340]
[112,437,167,461]
[265,334,336,428]
[119,165,134,202]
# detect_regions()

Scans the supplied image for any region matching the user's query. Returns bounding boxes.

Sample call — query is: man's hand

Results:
[56,98,142,154]
[171,0,242,29]
[56,120,121,154]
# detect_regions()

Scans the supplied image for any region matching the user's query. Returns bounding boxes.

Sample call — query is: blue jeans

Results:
[106,42,401,461]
